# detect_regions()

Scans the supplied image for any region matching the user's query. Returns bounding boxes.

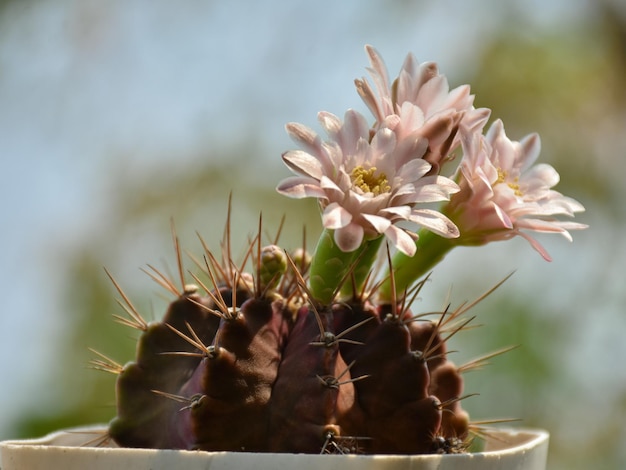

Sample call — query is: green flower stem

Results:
[340,235,384,299]
[378,229,456,303]
[308,229,359,305]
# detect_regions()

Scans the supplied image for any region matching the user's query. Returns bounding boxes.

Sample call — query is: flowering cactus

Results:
[99,45,586,455]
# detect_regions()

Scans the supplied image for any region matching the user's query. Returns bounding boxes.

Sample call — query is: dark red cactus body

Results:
[192,296,294,451]
[109,291,219,449]
[408,319,449,371]
[429,361,469,439]
[267,306,345,452]
[334,311,441,454]
[108,269,472,454]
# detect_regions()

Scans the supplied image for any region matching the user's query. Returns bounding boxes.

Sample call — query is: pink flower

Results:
[355,45,490,173]
[276,109,460,256]
[445,119,587,260]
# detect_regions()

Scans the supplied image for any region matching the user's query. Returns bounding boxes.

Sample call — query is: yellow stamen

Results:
[351,166,390,196]
[496,168,523,197]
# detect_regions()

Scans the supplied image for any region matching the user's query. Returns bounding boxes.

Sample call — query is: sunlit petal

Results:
[322,202,352,229]
[276,176,326,199]
[334,223,365,252]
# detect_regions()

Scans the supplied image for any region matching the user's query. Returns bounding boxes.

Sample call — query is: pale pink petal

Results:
[485,118,504,146]
[460,107,491,135]
[397,61,438,105]
[354,45,394,124]
[384,224,417,256]
[553,195,586,214]
[554,220,589,231]
[355,78,384,123]
[390,185,428,207]
[442,84,473,111]
[285,122,320,153]
[379,205,412,219]
[285,122,335,174]
[322,110,371,158]
[391,134,429,169]
[276,176,326,199]
[412,176,460,202]
[322,202,352,229]
[414,62,439,92]
[416,75,449,114]
[362,213,392,234]
[415,110,458,146]
[317,111,343,138]
[491,202,514,230]
[522,163,559,190]
[395,102,426,137]
[281,150,324,179]
[319,175,346,199]
[334,223,365,252]
[364,45,391,101]
[522,197,580,217]
[342,109,371,143]
[518,133,541,171]
[514,231,552,261]
[514,218,581,239]
[409,209,459,238]
[394,154,432,181]
[370,127,397,159]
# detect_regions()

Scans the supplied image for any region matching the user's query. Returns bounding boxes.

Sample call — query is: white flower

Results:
[445,119,587,260]
[277,109,460,256]
[355,45,490,173]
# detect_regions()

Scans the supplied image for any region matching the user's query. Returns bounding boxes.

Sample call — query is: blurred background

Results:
[0,0,623,468]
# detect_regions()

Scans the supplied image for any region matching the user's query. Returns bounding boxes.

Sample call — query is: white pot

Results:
[0,425,548,470]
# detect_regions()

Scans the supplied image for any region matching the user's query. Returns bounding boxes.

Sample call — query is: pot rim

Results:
[1,424,548,458]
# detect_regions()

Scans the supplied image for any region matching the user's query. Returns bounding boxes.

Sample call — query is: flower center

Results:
[496,168,523,197]
[351,166,390,196]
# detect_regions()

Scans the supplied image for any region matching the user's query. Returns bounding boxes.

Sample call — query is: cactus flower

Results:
[445,119,587,261]
[277,110,460,256]
[355,45,490,172]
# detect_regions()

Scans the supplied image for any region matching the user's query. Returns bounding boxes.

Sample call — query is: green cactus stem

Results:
[308,229,358,304]
[308,229,385,304]
[339,236,384,299]
[378,228,455,303]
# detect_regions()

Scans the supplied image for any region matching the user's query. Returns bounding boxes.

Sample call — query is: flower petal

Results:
[319,175,346,199]
[384,224,417,256]
[276,176,326,199]
[334,223,365,252]
[362,213,392,234]
[282,150,324,179]
[522,163,559,191]
[394,157,431,183]
[322,202,352,229]
[379,205,412,220]
[285,122,336,174]
[409,209,459,238]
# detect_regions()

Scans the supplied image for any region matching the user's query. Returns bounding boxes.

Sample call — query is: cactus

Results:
[96,44,586,456]
[102,219,482,455]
